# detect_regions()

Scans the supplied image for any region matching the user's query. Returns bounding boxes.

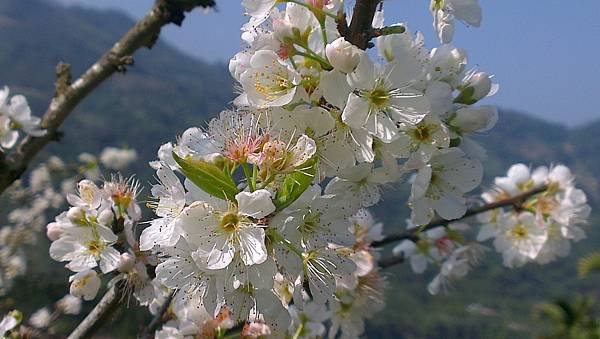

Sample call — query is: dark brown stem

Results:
[378,254,405,269]
[139,291,175,339]
[342,0,382,49]
[0,0,215,195]
[372,185,549,248]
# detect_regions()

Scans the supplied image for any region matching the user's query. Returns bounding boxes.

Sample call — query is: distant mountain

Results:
[1,0,599,338]
[0,0,234,179]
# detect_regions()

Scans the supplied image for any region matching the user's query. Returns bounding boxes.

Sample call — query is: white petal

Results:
[238,227,268,266]
[341,93,370,129]
[236,190,276,218]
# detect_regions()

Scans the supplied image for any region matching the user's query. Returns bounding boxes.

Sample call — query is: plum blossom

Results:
[409,149,483,225]
[99,147,138,170]
[69,269,102,300]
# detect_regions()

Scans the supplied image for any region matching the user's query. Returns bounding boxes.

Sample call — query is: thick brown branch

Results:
[0,0,215,194]
[372,185,549,248]
[345,0,382,49]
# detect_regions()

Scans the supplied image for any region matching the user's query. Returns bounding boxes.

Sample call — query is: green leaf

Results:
[172,152,238,201]
[453,86,477,105]
[274,157,318,211]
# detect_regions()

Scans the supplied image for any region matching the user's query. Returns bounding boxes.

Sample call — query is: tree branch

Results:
[0,0,216,195]
[139,291,175,339]
[372,185,549,248]
[343,0,382,49]
[67,284,125,339]
[378,254,405,269]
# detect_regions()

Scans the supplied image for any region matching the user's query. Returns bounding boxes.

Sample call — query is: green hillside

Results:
[1,0,599,337]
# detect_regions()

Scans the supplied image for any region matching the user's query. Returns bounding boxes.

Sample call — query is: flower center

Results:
[413,124,431,141]
[220,213,240,234]
[536,196,558,215]
[300,212,321,235]
[253,68,291,101]
[87,240,104,257]
[510,224,528,239]
[368,87,390,108]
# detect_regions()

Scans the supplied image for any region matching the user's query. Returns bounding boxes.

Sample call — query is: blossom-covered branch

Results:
[0,0,216,195]
[372,184,549,248]
[2,0,588,338]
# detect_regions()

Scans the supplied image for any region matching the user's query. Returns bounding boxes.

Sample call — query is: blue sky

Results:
[56,0,600,126]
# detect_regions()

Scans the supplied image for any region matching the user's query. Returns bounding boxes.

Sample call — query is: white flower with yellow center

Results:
[240,50,301,107]
[49,223,120,273]
[493,212,547,268]
[343,53,430,142]
[177,190,276,270]
[69,269,101,301]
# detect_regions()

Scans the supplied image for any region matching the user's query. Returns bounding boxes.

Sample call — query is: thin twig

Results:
[372,185,549,248]
[378,254,405,269]
[139,291,175,339]
[0,0,215,194]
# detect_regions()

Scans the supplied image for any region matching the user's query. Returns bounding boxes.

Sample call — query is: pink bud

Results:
[117,253,135,273]
[46,222,63,241]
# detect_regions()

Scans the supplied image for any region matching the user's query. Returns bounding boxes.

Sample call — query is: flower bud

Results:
[451,106,498,133]
[325,37,361,73]
[97,209,114,227]
[455,72,492,104]
[69,270,101,301]
[29,307,51,329]
[66,206,86,224]
[117,253,136,273]
[46,222,63,241]
[242,322,272,338]
[468,72,492,100]
[228,51,250,82]
[434,10,454,44]
[307,0,326,9]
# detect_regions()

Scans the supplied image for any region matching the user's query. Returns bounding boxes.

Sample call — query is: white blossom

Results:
[99,147,138,170]
[69,269,102,300]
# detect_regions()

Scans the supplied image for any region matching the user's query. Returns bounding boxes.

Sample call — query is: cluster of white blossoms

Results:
[16,0,588,338]
[0,146,137,296]
[0,294,82,337]
[0,86,45,151]
[394,163,590,295]
[47,174,147,301]
[137,0,501,336]
[478,164,591,268]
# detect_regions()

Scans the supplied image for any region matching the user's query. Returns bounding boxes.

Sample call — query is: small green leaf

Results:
[453,86,477,105]
[172,152,238,201]
[274,157,318,211]
[380,25,406,36]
